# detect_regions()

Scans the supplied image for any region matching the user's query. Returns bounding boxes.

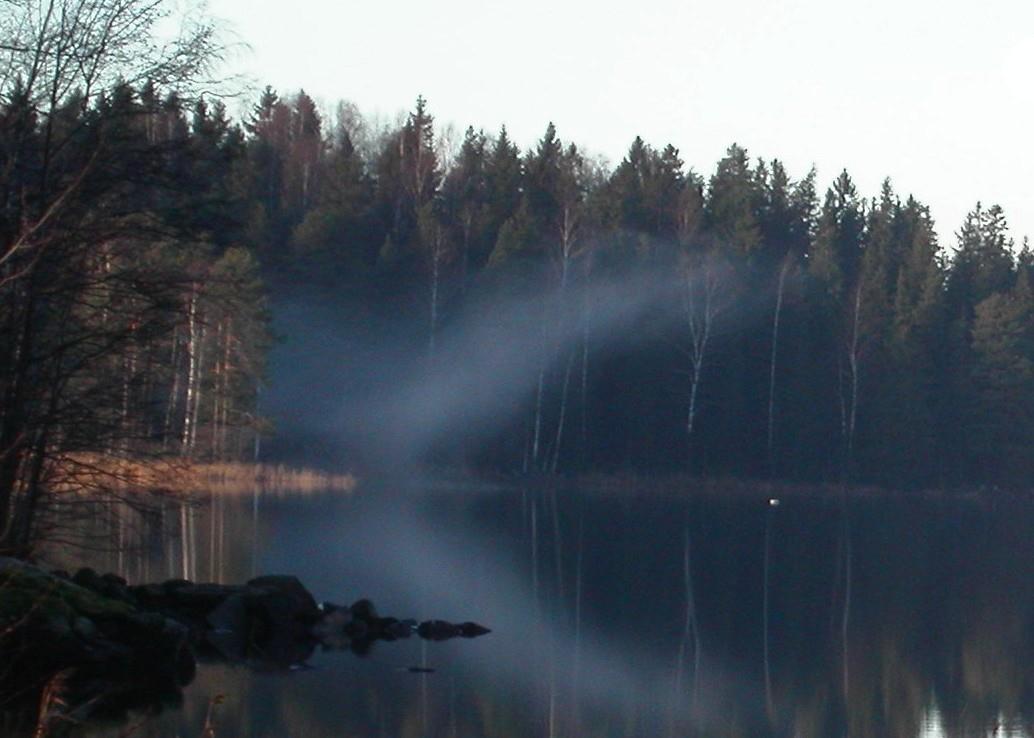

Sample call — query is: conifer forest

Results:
[3,2,1034,557]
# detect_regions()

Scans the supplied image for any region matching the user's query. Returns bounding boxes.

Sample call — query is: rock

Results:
[206,593,248,635]
[40,612,73,639]
[416,619,491,641]
[0,556,33,573]
[124,611,166,631]
[417,620,460,640]
[383,619,415,639]
[247,576,319,624]
[349,598,378,620]
[458,622,491,637]
[101,573,127,587]
[72,567,101,589]
[2,560,490,729]
[310,608,350,639]
[72,616,98,640]
[344,617,368,640]
[205,594,249,660]
[162,579,192,594]
[168,583,241,611]
[128,582,167,604]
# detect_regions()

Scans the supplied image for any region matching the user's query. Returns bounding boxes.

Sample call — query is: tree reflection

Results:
[24,490,1034,738]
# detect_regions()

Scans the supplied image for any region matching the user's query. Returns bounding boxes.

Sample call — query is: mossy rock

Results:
[0,566,133,628]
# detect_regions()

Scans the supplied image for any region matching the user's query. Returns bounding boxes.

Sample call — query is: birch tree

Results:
[767,254,793,470]
[680,252,730,454]
[0,0,225,556]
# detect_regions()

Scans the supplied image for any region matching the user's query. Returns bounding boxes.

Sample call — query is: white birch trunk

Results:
[846,282,863,474]
[531,364,545,468]
[190,324,206,452]
[181,286,198,453]
[768,259,790,470]
[163,326,181,450]
[580,304,590,455]
[429,235,440,360]
[210,320,223,458]
[220,319,233,458]
[684,263,721,441]
[551,350,575,474]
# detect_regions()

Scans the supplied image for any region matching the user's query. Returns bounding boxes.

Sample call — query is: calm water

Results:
[60,485,1034,738]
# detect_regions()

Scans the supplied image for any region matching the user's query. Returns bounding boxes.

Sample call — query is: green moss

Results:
[0,569,133,628]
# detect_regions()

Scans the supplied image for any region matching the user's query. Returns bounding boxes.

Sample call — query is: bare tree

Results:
[0,0,225,556]
[0,0,221,276]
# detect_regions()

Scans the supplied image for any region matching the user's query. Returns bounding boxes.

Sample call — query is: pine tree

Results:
[484,126,523,243]
[706,144,762,256]
[969,272,1034,484]
[441,127,489,280]
[946,203,1016,321]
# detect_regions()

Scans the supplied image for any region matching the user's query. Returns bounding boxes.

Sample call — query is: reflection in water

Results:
[41,487,1034,737]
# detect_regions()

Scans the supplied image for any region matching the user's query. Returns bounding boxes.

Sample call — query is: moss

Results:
[0,568,133,628]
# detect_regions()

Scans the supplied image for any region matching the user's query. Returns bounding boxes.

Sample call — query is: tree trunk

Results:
[767,259,790,474]
[0,285,39,549]
[531,363,545,470]
[163,326,181,451]
[580,302,590,461]
[551,350,575,474]
[182,286,199,454]
[846,282,862,477]
[220,319,233,459]
[190,324,206,453]
[428,233,440,360]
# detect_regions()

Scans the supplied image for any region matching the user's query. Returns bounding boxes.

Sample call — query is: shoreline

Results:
[53,456,358,497]
[417,468,1034,504]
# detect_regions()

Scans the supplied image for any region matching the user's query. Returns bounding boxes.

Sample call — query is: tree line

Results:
[236,89,1032,490]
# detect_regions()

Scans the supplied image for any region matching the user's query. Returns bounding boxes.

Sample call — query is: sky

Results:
[205,0,1034,246]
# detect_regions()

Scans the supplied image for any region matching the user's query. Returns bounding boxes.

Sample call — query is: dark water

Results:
[66,485,1034,738]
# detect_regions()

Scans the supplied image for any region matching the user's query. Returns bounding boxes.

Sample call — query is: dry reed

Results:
[50,455,357,497]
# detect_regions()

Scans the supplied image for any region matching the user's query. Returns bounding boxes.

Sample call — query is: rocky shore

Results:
[0,557,488,731]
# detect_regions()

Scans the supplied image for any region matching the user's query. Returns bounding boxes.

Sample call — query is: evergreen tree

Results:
[969,272,1034,484]
[946,202,1016,321]
[441,127,489,280]
[484,126,523,244]
[706,144,762,256]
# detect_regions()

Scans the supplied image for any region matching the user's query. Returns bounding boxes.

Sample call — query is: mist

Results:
[263,257,771,474]
[263,487,746,733]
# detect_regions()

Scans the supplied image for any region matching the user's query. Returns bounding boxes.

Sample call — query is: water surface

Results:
[68,485,1034,737]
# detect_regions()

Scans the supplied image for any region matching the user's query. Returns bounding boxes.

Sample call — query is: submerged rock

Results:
[0,559,490,732]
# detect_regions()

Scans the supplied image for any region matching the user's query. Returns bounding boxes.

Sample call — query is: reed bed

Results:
[50,455,357,497]
[187,462,357,496]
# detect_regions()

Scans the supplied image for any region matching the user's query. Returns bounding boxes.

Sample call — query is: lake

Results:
[64,484,1034,738]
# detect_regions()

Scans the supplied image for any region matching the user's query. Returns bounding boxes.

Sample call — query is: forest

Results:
[217,89,1033,493]
[3,6,1034,557]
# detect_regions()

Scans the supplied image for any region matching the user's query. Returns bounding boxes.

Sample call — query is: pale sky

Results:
[206,0,1034,246]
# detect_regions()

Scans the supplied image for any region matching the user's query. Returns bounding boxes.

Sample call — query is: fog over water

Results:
[66,485,1034,738]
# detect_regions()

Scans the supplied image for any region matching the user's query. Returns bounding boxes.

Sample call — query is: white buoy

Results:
[768,498,780,507]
